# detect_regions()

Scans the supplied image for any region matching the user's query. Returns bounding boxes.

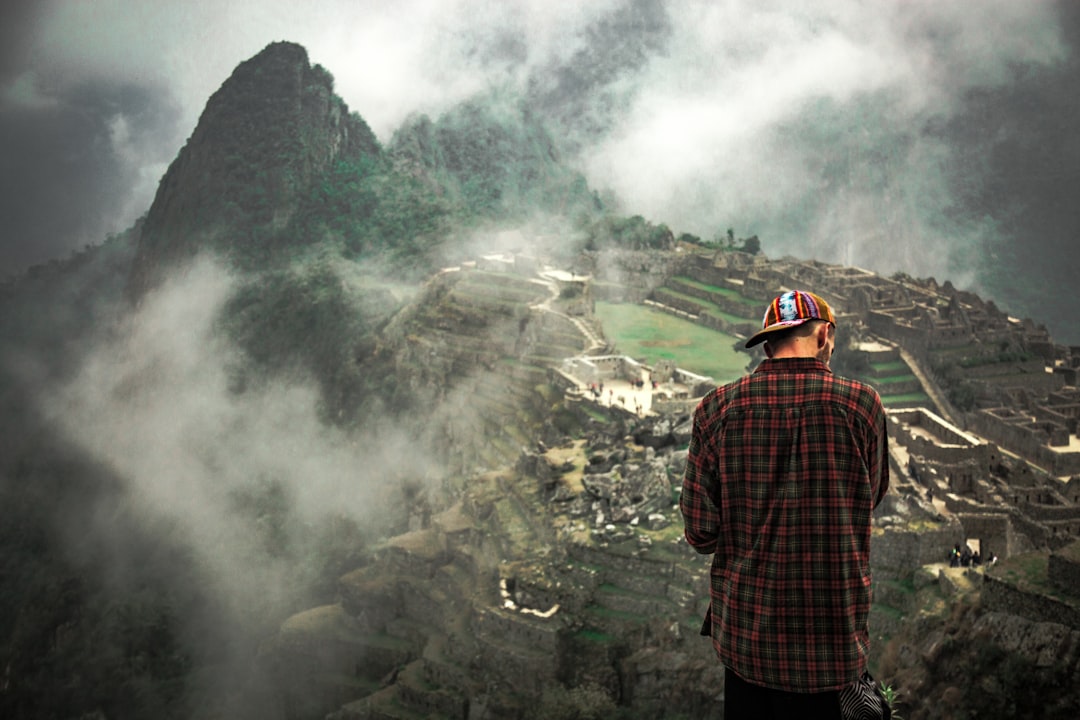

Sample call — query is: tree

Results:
[740,235,761,254]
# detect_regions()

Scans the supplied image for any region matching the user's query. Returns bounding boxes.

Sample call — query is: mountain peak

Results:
[127,41,379,298]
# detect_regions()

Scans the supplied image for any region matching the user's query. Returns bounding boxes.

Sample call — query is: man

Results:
[680,290,890,719]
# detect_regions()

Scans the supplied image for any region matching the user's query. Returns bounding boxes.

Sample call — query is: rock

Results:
[972,612,1080,668]
[939,568,959,596]
[919,630,946,664]
[646,513,671,530]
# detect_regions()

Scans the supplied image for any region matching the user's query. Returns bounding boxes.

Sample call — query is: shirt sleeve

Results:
[868,396,890,508]
[680,401,720,554]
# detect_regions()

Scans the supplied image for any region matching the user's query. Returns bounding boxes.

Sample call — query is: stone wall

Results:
[867,311,932,354]
[592,280,648,303]
[871,524,963,572]
[652,397,701,416]
[888,410,999,494]
[870,377,922,395]
[1022,502,1080,523]
[1049,546,1080,597]
[666,277,759,320]
[472,605,561,654]
[651,288,708,318]
[982,573,1080,629]
[696,310,758,338]
[889,408,983,449]
[561,355,648,384]
[396,680,469,719]
[968,410,1080,476]
[588,249,693,299]
[957,512,1015,560]
[568,543,678,581]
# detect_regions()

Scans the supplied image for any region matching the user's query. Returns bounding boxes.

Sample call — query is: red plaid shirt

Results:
[680,357,889,692]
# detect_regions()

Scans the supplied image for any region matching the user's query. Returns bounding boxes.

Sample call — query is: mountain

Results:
[121,40,603,426]
[0,42,610,720]
[128,42,380,297]
[4,37,1080,720]
[128,41,601,302]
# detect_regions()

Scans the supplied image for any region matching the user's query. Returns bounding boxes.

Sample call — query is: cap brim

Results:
[744,319,811,348]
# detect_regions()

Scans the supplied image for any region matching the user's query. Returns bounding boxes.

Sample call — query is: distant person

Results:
[681,290,891,719]
[949,544,961,567]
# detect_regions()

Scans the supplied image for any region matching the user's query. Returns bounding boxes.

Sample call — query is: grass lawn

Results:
[871,360,909,374]
[875,374,918,385]
[595,302,750,383]
[880,392,931,405]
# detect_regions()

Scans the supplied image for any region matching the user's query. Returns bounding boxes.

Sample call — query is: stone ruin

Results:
[266,245,1080,717]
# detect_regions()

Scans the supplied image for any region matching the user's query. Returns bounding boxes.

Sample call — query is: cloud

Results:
[41,258,435,631]
[579,0,1065,280]
[0,1,625,275]
[2,0,1077,339]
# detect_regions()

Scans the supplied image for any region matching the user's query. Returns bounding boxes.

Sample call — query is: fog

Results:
[4,2,1076,333]
[30,257,443,709]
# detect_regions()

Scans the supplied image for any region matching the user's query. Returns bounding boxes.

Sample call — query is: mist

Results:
[3,0,1078,340]
[35,257,442,710]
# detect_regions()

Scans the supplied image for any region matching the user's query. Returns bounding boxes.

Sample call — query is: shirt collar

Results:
[753,357,833,375]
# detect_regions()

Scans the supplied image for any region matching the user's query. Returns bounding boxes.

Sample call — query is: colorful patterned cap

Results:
[744,290,836,348]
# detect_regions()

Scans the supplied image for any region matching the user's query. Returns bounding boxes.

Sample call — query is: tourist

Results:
[949,544,961,567]
[680,289,891,719]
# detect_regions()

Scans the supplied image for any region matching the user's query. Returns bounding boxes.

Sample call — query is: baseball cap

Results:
[744,290,836,348]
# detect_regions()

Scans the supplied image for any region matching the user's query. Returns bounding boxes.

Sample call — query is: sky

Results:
[1,0,1077,339]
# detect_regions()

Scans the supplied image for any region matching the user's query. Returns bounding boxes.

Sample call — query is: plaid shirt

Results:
[680,357,889,693]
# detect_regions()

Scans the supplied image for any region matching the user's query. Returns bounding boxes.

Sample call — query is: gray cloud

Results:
[580,1,1065,276]
[2,0,1077,341]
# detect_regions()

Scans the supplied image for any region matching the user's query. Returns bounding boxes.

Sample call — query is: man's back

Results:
[681,356,889,692]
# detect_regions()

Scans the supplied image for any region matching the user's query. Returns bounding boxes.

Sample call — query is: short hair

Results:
[763,319,833,352]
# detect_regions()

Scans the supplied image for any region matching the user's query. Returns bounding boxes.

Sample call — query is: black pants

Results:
[724,667,842,720]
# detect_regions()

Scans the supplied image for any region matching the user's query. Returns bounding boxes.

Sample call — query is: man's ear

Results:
[815,322,830,349]
[763,341,775,358]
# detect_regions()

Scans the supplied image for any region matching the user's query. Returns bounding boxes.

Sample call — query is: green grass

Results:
[595,302,749,382]
[992,551,1080,603]
[658,288,757,326]
[581,405,612,423]
[997,551,1049,588]
[673,277,759,307]
[880,392,930,405]
[574,628,616,643]
[871,360,909,374]
[872,604,905,621]
[702,308,756,325]
[930,345,978,358]
[584,605,648,622]
[875,374,917,385]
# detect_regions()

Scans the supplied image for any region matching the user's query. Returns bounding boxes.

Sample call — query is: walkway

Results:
[897,346,956,425]
[528,272,606,354]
